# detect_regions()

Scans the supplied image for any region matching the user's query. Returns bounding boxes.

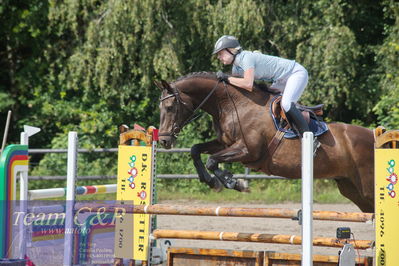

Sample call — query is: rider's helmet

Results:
[212,35,242,55]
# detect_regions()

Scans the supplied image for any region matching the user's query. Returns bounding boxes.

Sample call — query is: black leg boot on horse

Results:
[206,157,249,192]
[285,102,320,155]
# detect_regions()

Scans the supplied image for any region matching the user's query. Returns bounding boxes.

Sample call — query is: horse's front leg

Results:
[205,142,255,192]
[190,140,225,191]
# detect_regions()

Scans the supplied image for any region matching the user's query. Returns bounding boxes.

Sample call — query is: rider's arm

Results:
[228,68,255,92]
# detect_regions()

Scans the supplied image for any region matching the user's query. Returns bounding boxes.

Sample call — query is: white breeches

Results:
[270,63,308,112]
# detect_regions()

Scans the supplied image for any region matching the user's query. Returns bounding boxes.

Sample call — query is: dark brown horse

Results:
[156,72,374,213]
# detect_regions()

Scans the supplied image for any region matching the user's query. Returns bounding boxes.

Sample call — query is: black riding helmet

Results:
[212,35,242,55]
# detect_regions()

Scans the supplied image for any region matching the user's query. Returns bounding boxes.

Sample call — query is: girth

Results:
[265,95,324,174]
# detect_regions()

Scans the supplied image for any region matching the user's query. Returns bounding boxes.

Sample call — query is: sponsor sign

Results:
[375,149,399,265]
[114,145,153,260]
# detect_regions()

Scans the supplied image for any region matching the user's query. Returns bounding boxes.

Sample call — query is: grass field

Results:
[23,177,350,204]
[156,179,350,204]
[45,178,351,204]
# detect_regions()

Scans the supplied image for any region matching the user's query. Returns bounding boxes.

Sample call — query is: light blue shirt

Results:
[232,50,296,82]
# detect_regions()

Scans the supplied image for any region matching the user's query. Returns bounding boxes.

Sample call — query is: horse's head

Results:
[156,80,194,149]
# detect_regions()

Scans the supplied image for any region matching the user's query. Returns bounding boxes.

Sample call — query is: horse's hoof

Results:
[234,179,250,192]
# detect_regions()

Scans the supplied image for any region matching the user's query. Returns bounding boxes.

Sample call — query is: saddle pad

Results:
[269,97,329,139]
[282,118,329,139]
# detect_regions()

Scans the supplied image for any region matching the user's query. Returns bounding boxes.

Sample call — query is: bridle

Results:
[159,80,221,138]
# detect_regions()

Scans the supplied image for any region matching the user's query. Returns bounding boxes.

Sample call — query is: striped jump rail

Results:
[75,203,374,223]
[28,184,117,200]
[152,229,374,250]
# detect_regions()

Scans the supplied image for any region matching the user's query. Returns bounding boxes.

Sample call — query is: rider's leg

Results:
[281,63,309,137]
[285,102,309,137]
[281,64,320,153]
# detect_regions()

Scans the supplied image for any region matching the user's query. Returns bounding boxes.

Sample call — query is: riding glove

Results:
[216,71,230,83]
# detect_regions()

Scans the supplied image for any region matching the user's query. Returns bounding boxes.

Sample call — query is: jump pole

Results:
[151,229,373,249]
[76,203,373,222]
[18,126,41,258]
[18,132,29,259]
[301,132,313,266]
[63,132,78,266]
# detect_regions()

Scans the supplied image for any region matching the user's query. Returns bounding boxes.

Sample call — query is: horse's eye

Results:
[166,106,174,112]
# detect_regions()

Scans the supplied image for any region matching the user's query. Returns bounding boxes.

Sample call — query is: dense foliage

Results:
[1,0,398,185]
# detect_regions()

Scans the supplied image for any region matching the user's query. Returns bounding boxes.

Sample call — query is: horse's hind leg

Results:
[334,178,374,213]
[191,140,224,191]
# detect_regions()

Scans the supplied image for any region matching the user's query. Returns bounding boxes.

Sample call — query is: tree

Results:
[0,0,50,146]
[374,0,399,128]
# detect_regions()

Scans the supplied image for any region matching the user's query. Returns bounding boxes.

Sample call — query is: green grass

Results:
[23,178,350,204]
[157,179,351,204]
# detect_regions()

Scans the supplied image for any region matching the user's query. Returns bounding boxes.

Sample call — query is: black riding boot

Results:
[285,103,309,137]
[285,103,320,155]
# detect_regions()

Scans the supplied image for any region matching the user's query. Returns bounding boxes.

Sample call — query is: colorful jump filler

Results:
[0,144,29,258]
[374,126,399,265]
[114,125,158,264]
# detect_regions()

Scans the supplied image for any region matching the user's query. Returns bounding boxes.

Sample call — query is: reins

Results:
[159,78,250,155]
[159,80,221,138]
[222,81,250,152]
[180,80,220,128]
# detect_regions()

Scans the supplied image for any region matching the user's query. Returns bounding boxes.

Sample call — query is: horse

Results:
[156,72,374,213]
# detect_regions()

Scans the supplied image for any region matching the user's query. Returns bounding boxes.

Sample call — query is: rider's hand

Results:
[216,71,230,83]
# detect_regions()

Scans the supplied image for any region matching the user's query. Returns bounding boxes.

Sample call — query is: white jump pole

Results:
[301,132,313,266]
[18,126,40,259]
[63,132,78,266]
[18,132,29,259]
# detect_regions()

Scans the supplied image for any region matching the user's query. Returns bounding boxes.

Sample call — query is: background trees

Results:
[1,0,398,180]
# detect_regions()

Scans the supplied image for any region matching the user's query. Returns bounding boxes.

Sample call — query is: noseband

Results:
[159,87,188,138]
[159,80,221,138]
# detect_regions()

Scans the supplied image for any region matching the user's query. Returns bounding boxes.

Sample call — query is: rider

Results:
[212,35,319,151]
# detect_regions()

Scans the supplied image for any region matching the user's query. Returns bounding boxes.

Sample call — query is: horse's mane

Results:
[173,71,279,95]
[173,71,216,83]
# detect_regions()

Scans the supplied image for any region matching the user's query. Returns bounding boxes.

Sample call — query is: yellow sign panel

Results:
[375,149,399,266]
[114,145,153,261]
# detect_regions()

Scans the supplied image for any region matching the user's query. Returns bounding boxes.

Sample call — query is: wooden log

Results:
[168,247,264,266]
[152,229,374,250]
[264,251,373,265]
[166,248,373,266]
[312,210,373,222]
[75,203,374,223]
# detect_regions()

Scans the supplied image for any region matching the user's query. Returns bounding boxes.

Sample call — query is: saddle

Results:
[271,95,324,124]
[265,95,328,174]
[270,95,328,139]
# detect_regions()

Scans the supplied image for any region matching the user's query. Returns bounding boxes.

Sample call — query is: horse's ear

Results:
[154,80,164,90]
[160,80,174,95]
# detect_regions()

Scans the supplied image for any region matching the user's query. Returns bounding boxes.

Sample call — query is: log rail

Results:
[75,203,374,223]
